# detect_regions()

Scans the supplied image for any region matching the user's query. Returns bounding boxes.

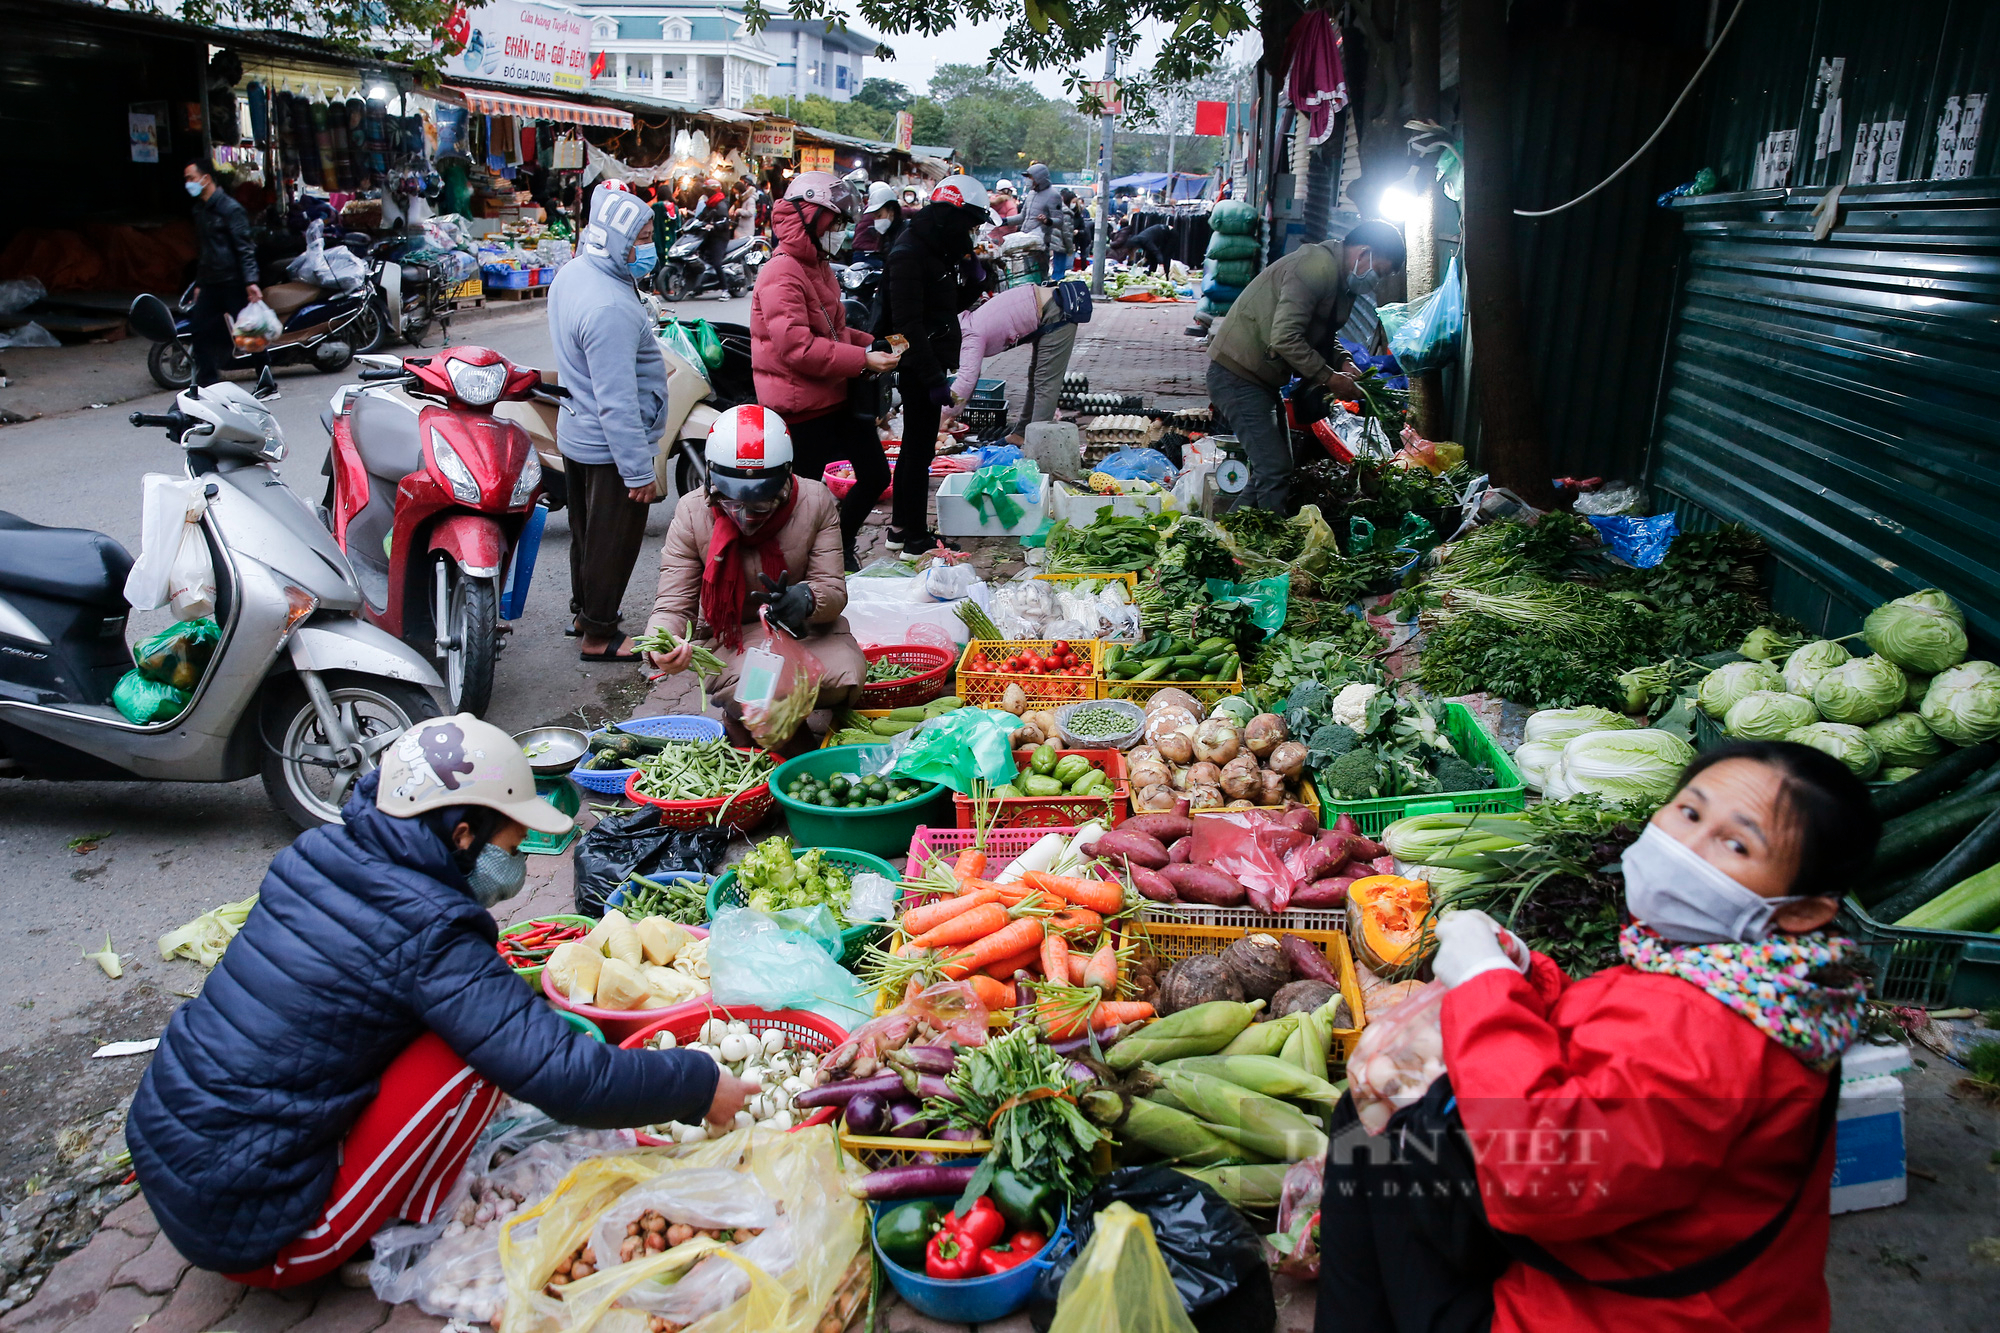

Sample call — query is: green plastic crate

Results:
[1313,702,1527,837]
[1838,900,2000,1009]
[707,845,900,970]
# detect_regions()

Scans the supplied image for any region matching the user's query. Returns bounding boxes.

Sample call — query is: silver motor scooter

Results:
[0,296,444,828]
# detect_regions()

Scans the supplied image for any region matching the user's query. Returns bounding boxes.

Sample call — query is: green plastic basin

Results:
[768,745,953,859]
[706,843,901,970]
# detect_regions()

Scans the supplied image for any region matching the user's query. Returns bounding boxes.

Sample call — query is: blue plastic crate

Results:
[569,714,726,793]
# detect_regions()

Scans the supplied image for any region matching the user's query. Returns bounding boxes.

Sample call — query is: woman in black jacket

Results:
[126,713,753,1287]
[884,176,994,552]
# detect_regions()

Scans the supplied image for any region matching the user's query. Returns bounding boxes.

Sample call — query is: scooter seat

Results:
[350,389,424,482]
[0,510,132,607]
[262,282,321,319]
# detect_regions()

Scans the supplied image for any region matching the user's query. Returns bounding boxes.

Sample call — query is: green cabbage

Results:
[1881,766,1923,783]
[1919,660,2000,744]
[1512,739,1564,792]
[1812,655,1908,726]
[1905,672,1931,709]
[1739,627,1802,661]
[1782,639,1851,697]
[1557,728,1695,807]
[1901,587,1964,626]
[1863,595,1968,674]
[1786,722,1880,778]
[1725,690,1819,740]
[1522,706,1639,747]
[1697,660,1785,719]
[1864,712,1943,769]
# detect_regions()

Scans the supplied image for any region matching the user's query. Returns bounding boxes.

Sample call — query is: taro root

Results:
[1156,954,1245,1015]
[1220,932,1291,1000]
[1270,979,1338,1019]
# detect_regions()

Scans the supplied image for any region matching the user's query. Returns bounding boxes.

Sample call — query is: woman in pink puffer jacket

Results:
[749,171,902,569]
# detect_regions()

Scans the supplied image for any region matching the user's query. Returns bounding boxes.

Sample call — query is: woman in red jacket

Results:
[749,171,902,572]
[1320,740,1876,1333]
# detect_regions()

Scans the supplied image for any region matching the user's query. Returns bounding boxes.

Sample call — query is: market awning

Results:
[446,85,631,129]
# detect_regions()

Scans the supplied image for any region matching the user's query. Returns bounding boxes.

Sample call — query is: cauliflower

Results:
[1329,682,1383,731]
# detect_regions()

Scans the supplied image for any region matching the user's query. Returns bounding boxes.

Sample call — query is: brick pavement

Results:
[980,297,1209,425]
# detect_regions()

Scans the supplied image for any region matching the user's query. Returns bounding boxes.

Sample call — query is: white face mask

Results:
[818,226,852,256]
[185,179,205,198]
[1347,256,1382,297]
[1621,824,1810,944]
[873,216,893,233]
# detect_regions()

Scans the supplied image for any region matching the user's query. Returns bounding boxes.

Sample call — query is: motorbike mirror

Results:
[127,293,177,344]
[255,366,281,400]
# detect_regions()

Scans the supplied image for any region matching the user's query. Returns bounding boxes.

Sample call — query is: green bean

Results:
[629,738,774,804]
[619,872,712,925]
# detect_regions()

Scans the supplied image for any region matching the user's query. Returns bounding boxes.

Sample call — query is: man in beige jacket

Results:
[642,406,867,747]
[1206,220,1405,510]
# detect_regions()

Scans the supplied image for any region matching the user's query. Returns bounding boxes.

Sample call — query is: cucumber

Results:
[1880,803,2000,926]
[1872,743,1998,817]
[1169,654,1209,670]
[1873,791,2000,874]
[1898,859,2000,932]
[886,706,928,721]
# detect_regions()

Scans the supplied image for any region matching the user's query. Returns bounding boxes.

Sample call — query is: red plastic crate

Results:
[617,1003,849,1144]
[952,747,1128,830]
[860,643,956,709]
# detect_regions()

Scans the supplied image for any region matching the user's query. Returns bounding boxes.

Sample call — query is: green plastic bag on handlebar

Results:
[659,320,704,373]
[691,319,725,371]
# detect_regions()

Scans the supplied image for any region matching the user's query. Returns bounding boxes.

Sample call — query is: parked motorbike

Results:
[0,296,444,829]
[322,346,547,717]
[367,234,457,347]
[835,260,883,335]
[655,218,766,302]
[145,271,387,391]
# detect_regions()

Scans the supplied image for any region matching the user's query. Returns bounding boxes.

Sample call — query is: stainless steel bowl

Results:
[514,726,590,776]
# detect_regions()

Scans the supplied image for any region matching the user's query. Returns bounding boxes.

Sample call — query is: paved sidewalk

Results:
[979,298,1208,425]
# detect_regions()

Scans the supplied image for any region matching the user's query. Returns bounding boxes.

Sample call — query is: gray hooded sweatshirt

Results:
[547,184,669,487]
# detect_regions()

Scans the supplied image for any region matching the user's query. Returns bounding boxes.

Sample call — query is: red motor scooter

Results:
[321,346,553,716]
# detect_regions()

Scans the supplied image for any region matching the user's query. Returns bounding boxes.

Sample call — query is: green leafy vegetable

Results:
[737,835,852,915]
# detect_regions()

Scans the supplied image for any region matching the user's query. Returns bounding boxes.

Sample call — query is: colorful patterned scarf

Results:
[1618,925,1867,1071]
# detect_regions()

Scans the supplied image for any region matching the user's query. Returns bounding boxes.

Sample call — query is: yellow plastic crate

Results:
[1033,571,1139,594]
[1128,920,1366,1063]
[837,1129,990,1173]
[445,275,484,300]
[1098,668,1246,710]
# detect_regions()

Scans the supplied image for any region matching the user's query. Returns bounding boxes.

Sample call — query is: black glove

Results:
[751,572,813,638]
[927,383,956,408]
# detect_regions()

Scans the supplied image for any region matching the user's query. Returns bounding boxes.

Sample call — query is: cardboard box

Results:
[1830,1042,1911,1214]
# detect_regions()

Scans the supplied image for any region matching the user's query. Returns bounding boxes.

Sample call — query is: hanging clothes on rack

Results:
[1285,10,1349,146]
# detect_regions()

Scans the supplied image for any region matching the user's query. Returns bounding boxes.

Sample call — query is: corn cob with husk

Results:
[1219,1011,1302,1058]
[1118,1097,1250,1168]
[1157,1067,1328,1162]
[1175,1163,1290,1211]
[1105,999,1264,1070]
[1163,1054,1341,1107]
[1280,1009,1331,1079]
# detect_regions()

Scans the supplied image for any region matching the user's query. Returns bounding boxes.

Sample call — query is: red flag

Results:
[589,51,606,80]
[1194,100,1228,136]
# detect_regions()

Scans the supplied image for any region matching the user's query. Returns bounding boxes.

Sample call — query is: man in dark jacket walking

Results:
[183,158,263,386]
[127,714,750,1287]
[885,176,992,552]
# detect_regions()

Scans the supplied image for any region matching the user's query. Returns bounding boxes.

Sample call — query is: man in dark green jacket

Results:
[1206,220,1405,509]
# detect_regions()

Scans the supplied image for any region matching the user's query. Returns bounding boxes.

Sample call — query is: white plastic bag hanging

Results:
[124,475,214,619]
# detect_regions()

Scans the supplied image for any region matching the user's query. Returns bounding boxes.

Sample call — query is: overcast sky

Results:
[865,18,1253,105]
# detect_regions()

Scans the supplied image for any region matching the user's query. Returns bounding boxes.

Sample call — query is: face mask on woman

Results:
[1621,824,1812,944]
[873,216,893,234]
[817,226,853,256]
[466,842,528,907]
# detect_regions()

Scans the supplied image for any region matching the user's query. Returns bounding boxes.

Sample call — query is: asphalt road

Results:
[0,291,749,1193]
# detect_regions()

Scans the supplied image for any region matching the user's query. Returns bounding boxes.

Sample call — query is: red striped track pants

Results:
[226,1032,502,1288]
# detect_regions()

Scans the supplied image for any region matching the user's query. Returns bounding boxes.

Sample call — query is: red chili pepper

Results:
[977,1247,1032,1276]
[925,1227,983,1280]
[947,1197,1006,1251]
[1005,1229,1046,1259]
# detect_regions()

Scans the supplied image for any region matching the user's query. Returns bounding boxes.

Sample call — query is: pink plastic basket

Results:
[539,923,711,1043]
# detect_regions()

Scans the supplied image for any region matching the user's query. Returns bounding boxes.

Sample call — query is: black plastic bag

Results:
[1029,1166,1272,1333]
[571,808,730,916]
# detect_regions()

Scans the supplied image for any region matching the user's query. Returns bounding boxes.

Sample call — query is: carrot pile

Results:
[867,841,1156,1037]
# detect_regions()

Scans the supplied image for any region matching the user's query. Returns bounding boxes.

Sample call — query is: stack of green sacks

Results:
[1201,200,1259,319]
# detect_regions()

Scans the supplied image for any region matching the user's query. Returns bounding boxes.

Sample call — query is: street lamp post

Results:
[1090,46,1115,295]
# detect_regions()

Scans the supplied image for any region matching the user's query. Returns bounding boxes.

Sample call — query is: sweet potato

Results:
[1279,933,1339,986]
[1168,836,1193,864]
[1274,805,1319,834]
[1369,855,1397,875]
[1291,876,1353,908]
[1088,830,1171,870]
[1289,841,1345,884]
[1333,814,1360,838]
[1120,813,1195,843]
[1161,863,1247,906]
[1130,866,1177,901]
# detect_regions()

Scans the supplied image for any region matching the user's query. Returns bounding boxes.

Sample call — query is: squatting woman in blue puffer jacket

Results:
[126,714,755,1287]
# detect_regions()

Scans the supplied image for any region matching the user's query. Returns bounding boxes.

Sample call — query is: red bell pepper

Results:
[947,1197,1006,1251]
[925,1228,983,1280]
[1005,1229,1046,1260]
[978,1247,1032,1276]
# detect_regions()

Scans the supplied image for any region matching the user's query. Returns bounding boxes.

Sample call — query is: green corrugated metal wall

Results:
[1649,0,2000,644]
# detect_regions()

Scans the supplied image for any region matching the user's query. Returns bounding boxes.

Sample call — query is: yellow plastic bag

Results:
[1046,1203,1199,1333]
[497,1125,864,1333]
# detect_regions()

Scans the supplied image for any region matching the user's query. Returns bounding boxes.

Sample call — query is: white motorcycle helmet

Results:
[706,404,795,514]
[931,174,997,224]
[376,713,573,834]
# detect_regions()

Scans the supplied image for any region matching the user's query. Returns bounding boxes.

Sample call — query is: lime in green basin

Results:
[768,745,953,859]
[707,844,901,970]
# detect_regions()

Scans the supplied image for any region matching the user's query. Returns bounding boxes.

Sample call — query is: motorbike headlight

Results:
[428,428,483,503]
[841,266,868,291]
[508,449,542,509]
[445,357,508,406]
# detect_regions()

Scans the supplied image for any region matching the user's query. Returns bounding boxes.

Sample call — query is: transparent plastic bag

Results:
[133,617,219,690]
[1378,255,1463,373]
[1260,1156,1323,1279]
[0,277,46,316]
[1095,448,1176,483]
[112,670,189,724]
[1348,980,1448,1134]
[586,1169,779,1288]
[1189,810,1313,914]
[659,320,705,373]
[124,475,209,613]
[1045,1202,1199,1333]
[735,610,822,748]
[879,706,1020,794]
[706,906,871,1026]
[230,299,283,354]
[844,873,898,923]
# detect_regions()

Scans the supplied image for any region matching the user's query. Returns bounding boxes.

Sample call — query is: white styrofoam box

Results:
[1051,481,1170,525]
[1840,1041,1913,1084]
[936,472,1047,538]
[1831,1073,1906,1214]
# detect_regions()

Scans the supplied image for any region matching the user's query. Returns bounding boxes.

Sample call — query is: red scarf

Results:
[700,487,800,650]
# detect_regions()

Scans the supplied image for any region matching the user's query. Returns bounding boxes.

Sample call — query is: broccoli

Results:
[1432,756,1495,794]
[1307,723,1360,764]
[1320,747,1386,800]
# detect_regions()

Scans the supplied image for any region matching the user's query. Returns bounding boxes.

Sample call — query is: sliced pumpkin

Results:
[1347,875,1431,970]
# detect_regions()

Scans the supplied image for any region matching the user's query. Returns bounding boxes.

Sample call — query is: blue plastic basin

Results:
[869,1197,1068,1323]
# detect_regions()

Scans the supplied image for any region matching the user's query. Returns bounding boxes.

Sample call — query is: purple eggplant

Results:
[1066,1061,1096,1084]
[889,1045,958,1076]
[886,1100,934,1138]
[913,1152,941,1165]
[898,1071,962,1102]
[793,1073,904,1110]
[847,1162,980,1200]
[1052,1025,1125,1057]
[939,1126,978,1142]
[844,1090,889,1136]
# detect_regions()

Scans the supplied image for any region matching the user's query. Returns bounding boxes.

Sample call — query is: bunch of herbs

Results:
[924,1025,1109,1211]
